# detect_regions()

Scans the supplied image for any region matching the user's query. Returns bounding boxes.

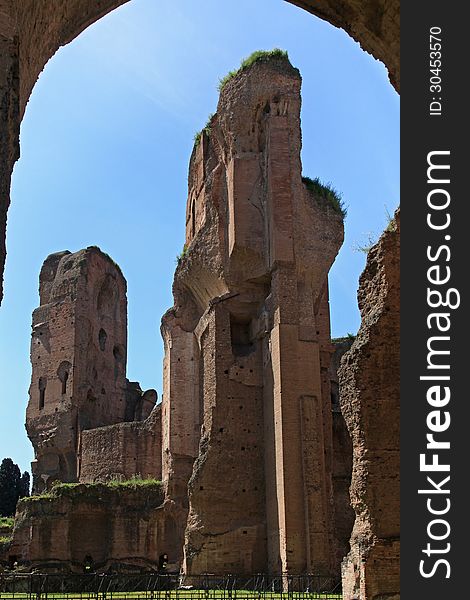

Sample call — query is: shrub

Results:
[0,535,12,554]
[218,49,289,91]
[302,176,347,218]
[385,206,397,232]
[354,207,397,254]
[354,232,377,254]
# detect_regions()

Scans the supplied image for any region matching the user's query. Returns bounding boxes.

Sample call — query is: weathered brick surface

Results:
[160,308,201,502]
[339,212,400,600]
[8,483,174,572]
[26,247,158,493]
[170,56,344,576]
[0,22,19,307]
[289,0,400,91]
[79,405,162,483]
[330,340,355,567]
[26,248,129,492]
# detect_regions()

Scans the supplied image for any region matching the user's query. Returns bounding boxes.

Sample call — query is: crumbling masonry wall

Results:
[79,404,162,483]
[339,212,400,600]
[330,339,355,567]
[9,482,168,572]
[26,248,128,492]
[161,54,345,576]
[26,246,157,493]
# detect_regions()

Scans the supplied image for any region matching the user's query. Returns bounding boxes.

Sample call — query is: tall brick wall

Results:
[184,303,267,574]
[26,247,129,492]
[167,55,345,577]
[330,339,355,566]
[339,212,400,600]
[26,246,159,493]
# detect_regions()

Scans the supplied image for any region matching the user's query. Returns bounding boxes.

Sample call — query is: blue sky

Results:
[0,0,399,475]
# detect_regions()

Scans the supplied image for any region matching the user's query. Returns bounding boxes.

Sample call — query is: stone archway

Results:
[0,0,399,305]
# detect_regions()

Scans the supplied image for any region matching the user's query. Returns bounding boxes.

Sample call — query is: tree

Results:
[19,471,30,499]
[0,458,30,517]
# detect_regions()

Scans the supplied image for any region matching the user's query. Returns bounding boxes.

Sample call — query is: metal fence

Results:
[0,573,342,600]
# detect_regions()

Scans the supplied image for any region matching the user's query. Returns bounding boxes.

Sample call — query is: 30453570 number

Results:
[429,26,442,116]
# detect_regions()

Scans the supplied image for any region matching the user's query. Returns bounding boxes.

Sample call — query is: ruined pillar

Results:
[265,272,337,575]
[161,308,200,501]
[162,53,344,576]
[26,246,129,492]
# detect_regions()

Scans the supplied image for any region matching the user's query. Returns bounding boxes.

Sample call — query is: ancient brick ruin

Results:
[170,55,344,577]
[0,2,400,597]
[26,247,158,493]
[5,54,361,582]
[339,212,400,600]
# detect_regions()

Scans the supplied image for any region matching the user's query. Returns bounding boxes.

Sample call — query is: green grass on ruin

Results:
[0,534,12,554]
[176,243,189,264]
[0,517,13,549]
[54,476,163,491]
[194,49,291,148]
[302,177,347,219]
[21,477,163,504]
[193,113,215,148]
[218,48,289,92]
